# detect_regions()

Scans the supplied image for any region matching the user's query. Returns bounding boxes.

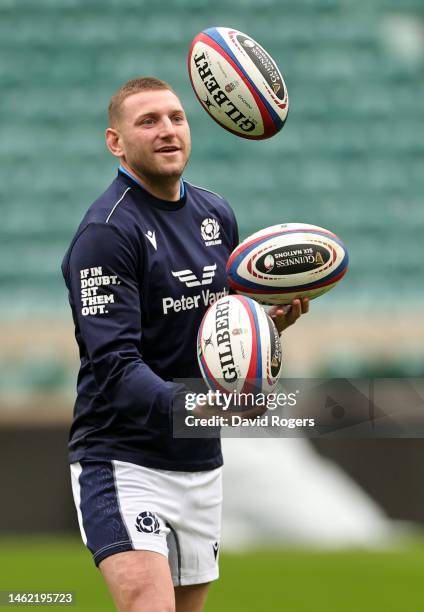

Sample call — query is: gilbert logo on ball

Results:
[226,223,349,305]
[197,295,283,395]
[188,26,289,139]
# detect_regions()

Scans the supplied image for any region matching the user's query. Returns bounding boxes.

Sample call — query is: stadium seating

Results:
[1,0,423,383]
[2,0,423,312]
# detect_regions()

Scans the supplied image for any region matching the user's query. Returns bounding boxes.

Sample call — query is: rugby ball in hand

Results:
[188,26,288,139]
[226,223,349,305]
[197,295,282,394]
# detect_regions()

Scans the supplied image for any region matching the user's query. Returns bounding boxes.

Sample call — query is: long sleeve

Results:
[64,222,182,427]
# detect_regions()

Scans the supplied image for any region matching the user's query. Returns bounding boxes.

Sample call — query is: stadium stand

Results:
[0,0,423,389]
[2,0,424,547]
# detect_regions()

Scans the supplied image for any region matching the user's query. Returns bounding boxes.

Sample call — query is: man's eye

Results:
[173,115,185,123]
[141,118,155,126]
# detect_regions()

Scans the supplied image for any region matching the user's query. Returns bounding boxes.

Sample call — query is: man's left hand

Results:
[268,297,310,335]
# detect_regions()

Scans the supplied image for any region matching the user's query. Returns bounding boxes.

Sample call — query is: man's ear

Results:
[105,128,123,158]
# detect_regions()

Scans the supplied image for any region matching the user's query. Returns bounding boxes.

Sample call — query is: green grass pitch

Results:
[1,536,424,611]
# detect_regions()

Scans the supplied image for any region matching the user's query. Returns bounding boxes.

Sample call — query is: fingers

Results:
[269,298,309,315]
[289,299,302,321]
[269,297,310,334]
[290,298,310,319]
[300,297,309,314]
[282,302,298,328]
[268,304,291,324]
[268,304,283,317]
[286,297,309,320]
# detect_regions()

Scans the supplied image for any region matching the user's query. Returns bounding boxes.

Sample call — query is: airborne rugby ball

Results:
[188,26,289,139]
[226,223,349,305]
[197,295,283,395]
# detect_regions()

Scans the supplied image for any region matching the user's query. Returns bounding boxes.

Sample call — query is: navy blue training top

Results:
[61,170,239,471]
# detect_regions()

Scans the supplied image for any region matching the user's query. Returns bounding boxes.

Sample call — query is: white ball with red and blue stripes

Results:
[226,223,349,305]
[188,26,289,140]
[197,295,283,395]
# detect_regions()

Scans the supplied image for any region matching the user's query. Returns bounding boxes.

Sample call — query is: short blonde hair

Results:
[108,77,176,127]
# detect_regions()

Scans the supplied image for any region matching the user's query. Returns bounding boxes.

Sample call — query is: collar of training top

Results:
[117,167,187,211]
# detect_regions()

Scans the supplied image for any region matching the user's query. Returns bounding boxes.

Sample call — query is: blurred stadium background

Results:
[1,0,424,610]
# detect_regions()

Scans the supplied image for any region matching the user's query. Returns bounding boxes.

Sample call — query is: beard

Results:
[125,144,191,184]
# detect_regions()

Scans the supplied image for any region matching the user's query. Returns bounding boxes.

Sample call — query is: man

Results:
[62,77,308,612]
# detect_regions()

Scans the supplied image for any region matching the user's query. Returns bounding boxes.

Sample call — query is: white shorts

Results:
[70,460,222,586]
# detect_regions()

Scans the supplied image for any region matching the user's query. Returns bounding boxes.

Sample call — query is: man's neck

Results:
[120,162,181,202]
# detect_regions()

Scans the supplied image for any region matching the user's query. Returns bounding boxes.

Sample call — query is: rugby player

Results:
[62,77,308,612]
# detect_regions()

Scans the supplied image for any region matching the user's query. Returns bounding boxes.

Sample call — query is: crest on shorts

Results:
[135,511,160,534]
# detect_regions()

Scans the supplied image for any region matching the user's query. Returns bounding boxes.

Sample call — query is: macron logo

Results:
[145,230,157,250]
[172,264,217,287]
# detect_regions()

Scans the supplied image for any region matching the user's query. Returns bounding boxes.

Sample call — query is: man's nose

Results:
[158,117,176,137]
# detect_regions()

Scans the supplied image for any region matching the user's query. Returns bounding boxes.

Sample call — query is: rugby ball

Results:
[188,26,288,139]
[197,295,282,395]
[226,223,349,304]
